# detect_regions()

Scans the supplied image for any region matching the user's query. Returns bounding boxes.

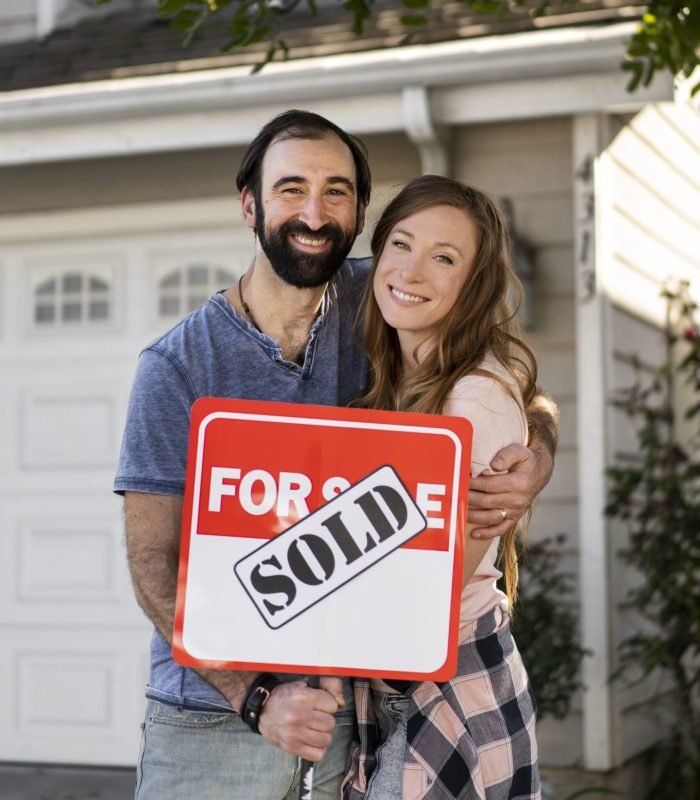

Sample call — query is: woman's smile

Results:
[389,285,428,304]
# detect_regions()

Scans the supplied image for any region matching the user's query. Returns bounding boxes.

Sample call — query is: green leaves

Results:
[606,281,700,798]
[500,534,589,722]
[342,0,374,36]
[622,0,700,94]
[468,0,504,15]
[157,0,199,14]
[95,0,699,90]
[400,14,427,26]
[399,0,428,28]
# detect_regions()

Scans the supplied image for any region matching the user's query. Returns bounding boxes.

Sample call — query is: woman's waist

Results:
[370,596,509,695]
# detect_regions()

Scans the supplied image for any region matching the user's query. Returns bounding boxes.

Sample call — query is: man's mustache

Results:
[281,220,346,240]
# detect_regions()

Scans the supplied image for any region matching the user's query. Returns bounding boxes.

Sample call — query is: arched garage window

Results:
[158,264,238,318]
[34,272,111,325]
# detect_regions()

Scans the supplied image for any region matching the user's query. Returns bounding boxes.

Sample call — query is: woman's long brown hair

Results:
[358,175,538,609]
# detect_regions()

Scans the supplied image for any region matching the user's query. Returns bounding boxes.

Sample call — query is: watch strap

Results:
[240,673,282,734]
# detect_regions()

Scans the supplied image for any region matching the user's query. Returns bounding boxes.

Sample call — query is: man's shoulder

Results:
[343,256,371,279]
[334,257,370,298]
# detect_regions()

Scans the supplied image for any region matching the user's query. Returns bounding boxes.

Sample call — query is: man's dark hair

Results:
[235,109,372,209]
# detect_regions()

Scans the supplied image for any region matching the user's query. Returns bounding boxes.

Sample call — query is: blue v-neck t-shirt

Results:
[114,258,369,709]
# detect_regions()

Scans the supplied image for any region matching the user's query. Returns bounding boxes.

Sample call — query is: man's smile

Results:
[292,233,330,249]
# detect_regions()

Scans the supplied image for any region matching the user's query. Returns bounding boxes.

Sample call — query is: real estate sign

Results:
[173,398,472,681]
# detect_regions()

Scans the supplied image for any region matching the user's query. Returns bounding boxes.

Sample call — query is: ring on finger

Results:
[499,507,507,521]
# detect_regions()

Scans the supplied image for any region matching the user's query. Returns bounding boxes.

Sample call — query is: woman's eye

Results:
[392,239,409,250]
[436,254,454,265]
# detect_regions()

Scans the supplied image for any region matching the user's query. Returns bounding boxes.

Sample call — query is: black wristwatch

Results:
[240,673,282,734]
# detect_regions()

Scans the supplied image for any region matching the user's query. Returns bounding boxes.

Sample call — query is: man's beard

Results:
[257,210,357,289]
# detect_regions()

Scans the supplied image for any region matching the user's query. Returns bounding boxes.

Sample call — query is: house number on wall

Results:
[575,153,596,303]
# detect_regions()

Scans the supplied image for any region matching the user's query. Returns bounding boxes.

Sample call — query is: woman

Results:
[343,175,540,800]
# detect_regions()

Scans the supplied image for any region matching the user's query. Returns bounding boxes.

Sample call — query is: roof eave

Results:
[0,22,674,166]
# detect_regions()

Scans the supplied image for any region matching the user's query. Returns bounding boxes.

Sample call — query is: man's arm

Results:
[467,389,559,539]
[124,490,344,761]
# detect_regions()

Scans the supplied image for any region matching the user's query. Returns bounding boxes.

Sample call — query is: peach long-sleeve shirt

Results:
[443,355,527,635]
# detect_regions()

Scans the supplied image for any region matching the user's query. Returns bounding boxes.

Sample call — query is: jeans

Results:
[135,699,355,800]
[364,692,410,800]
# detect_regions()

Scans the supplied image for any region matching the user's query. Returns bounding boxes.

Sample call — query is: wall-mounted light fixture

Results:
[500,197,535,331]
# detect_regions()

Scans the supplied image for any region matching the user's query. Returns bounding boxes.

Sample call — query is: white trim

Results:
[573,114,614,770]
[36,0,57,38]
[401,86,449,176]
[0,23,673,166]
[432,70,667,124]
[0,197,240,243]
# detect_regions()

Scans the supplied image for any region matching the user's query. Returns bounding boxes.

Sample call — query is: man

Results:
[114,110,557,799]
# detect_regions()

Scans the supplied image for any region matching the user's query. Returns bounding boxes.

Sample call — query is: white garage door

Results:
[0,198,249,766]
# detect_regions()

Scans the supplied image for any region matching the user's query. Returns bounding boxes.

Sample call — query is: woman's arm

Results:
[460,523,492,588]
[467,389,559,539]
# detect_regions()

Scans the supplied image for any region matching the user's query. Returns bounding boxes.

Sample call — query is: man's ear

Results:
[356,203,367,236]
[241,187,257,230]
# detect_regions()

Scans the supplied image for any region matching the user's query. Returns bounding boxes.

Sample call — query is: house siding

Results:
[453,117,582,766]
[0,0,36,43]
[603,101,700,764]
[0,133,419,216]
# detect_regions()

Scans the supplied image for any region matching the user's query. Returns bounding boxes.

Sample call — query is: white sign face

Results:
[173,398,472,680]
[234,466,427,629]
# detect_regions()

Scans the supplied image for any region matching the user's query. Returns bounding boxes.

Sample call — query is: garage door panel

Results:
[0,209,245,765]
[20,387,118,469]
[18,519,117,602]
[0,628,150,765]
[144,242,244,333]
[0,497,148,627]
[20,251,126,339]
[1,369,127,482]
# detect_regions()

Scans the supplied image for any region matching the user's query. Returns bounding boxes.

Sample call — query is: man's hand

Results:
[468,442,553,539]
[258,677,345,761]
